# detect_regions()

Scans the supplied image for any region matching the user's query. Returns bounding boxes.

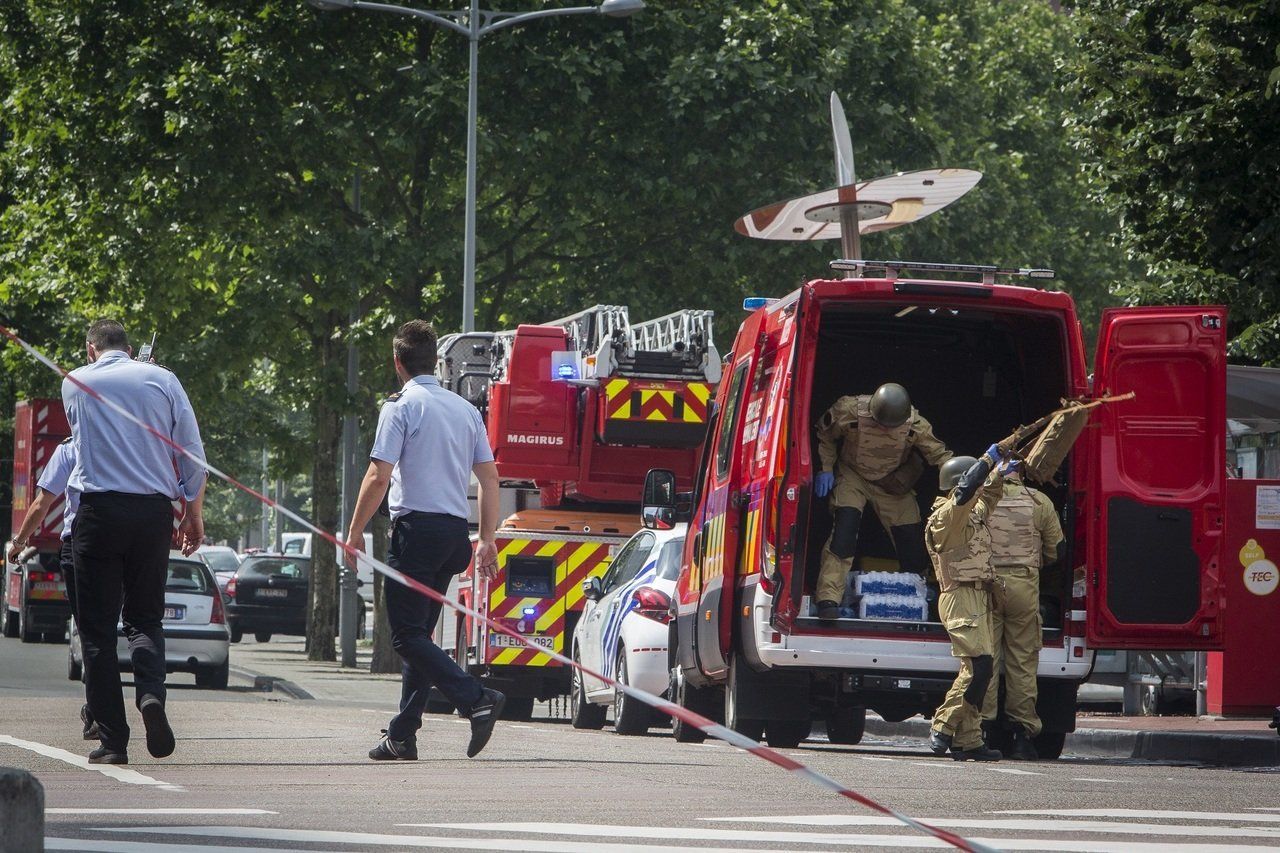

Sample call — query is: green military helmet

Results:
[939,456,978,491]
[869,383,912,427]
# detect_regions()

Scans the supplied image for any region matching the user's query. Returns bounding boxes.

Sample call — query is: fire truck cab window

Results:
[602,532,655,593]
[716,361,750,480]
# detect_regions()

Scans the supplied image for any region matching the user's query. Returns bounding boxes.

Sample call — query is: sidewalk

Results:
[229,638,1278,766]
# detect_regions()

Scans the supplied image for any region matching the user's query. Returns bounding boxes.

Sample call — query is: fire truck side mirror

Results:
[642,469,678,530]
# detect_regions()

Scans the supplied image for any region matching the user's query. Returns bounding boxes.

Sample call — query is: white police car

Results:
[68,552,231,689]
[570,524,684,735]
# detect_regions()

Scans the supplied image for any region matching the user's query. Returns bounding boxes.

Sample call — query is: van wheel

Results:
[725,657,765,741]
[571,650,607,730]
[46,629,65,644]
[196,660,229,690]
[425,688,456,715]
[229,625,243,644]
[254,631,272,643]
[18,607,38,643]
[613,647,649,736]
[765,718,811,749]
[826,706,866,745]
[3,610,18,638]
[67,648,82,681]
[500,696,535,722]
[1032,730,1066,760]
[669,666,709,743]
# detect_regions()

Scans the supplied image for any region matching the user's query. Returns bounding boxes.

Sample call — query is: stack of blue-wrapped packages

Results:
[854,571,928,621]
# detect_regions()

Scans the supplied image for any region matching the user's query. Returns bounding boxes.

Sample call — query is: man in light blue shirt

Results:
[63,319,207,765]
[346,319,504,761]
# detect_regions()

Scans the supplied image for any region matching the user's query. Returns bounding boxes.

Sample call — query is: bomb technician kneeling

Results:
[813,383,952,621]
[345,319,504,761]
[926,445,1012,762]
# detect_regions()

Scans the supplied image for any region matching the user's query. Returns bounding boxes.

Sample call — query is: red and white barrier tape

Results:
[1,324,992,853]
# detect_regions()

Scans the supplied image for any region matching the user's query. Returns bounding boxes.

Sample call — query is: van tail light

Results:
[27,570,48,584]
[210,589,226,625]
[633,587,672,624]
[226,576,237,599]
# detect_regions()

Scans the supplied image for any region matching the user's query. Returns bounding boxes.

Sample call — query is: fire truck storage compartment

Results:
[799,300,1073,639]
[487,325,578,478]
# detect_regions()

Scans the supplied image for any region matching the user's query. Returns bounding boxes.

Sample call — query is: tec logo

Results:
[1239,539,1279,597]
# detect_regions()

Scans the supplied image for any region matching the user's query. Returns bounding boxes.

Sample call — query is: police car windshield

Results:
[241,557,309,580]
[657,539,685,581]
[166,560,213,594]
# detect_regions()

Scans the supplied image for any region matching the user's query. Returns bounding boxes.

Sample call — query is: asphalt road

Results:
[3,638,1278,852]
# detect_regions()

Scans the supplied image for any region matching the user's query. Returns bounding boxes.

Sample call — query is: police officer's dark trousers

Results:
[73,492,173,752]
[385,511,485,741]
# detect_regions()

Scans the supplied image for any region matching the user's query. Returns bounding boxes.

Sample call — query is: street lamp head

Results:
[306,0,355,11]
[599,0,645,18]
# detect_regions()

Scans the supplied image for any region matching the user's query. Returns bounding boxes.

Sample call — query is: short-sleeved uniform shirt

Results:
[36,440,78,541]
[370,375,494,521]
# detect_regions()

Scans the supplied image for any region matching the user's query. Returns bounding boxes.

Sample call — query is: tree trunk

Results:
[307,332,342,662]
[369,510,400,674]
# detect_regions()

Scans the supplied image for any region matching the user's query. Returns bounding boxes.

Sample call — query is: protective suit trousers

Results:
[981,566,1043,736]
[817,467,925,604]
[931,585,994,751]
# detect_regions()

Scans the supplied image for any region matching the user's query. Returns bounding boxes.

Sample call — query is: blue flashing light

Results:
[742,297,773,311]
[555,363,579,380]
[522,607,537,617]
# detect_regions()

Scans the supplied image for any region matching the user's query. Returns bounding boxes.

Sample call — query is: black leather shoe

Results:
[81,704,99,741]
[952,744,1002,762]
[466,688,506,758]
[928,730,953,756]
[816,601,840,621]
[139,694,175,758]
[368,730,418,761]
[88,746,127,765]
[1008,728,1038,761]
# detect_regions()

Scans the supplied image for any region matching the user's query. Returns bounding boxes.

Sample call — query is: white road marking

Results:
[89,826,862,852]
[911,760,959,768]
[698,815,1280,839]
[0,734,183,792]
[987,767,1042,775]
[47,809,275,816]
[47,840,327,853]
[1071,777,1121,783]
[856,755,895,762]
[509,724,537,730]
[999,809,1280,824]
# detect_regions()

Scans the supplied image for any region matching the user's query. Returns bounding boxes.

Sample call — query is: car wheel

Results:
[196,659,230,690]
[18,607,38,643]
[826,706,866,745]
[228,624,243,644]
[669,665,708,744]
[67,647,82,681]
[254,631,272,643]
[613,646,649,736]
[570,649,606,730]
[765,717,811,749]
[1032,730,1066,760]
[3,610,18,638]
[725,656,765,741]
[500,696,535,722]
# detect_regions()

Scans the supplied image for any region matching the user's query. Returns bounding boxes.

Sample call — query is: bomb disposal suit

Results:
[926,453,1004,760]
[814,384,952,609]
[981,475,1064,749]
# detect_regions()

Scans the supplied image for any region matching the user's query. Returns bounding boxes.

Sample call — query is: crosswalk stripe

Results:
[47,841,327,853]
[696,815,1280,839]
[47,810,276,816]
[999,809,1280,823]
[0,734,183,792]
[987,767,1042,775]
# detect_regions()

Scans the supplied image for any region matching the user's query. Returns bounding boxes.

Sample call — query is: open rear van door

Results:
[1087,306,1227,650]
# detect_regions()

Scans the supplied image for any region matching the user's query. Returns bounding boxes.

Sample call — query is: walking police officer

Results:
[64,320,207,764]
[813,383,952,620]
[345,319,505,761]
[926,445,1009,762]
[980,469,1064,760]
[6,437,99,740]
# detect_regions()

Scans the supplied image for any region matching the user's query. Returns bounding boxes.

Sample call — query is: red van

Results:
[648,260,1226,758]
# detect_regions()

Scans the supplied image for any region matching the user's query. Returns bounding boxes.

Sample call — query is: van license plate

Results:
[490,633,554,650]
[256,588,289,598]
[163,605,185,621]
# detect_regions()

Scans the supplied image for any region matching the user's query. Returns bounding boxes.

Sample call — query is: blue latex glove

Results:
[815,471,835,497]
[985,443,1005,465]
[998,457,1021,478]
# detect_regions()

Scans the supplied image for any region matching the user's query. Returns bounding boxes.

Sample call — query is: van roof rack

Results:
[830,259,1055,285]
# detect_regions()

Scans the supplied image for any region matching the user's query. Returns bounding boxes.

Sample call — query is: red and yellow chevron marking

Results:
[603,379,712,424]
[485,536,615,667]
[739,507,763,577]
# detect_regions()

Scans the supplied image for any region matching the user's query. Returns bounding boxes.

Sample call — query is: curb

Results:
[863,716,1280,767]
[228,665,314,701]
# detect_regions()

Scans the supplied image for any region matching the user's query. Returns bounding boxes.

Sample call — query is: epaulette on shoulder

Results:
[385,391,403,403]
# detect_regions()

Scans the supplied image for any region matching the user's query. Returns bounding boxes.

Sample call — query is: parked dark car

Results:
[224,555,366,644]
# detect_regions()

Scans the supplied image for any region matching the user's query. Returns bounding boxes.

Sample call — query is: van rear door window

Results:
[716,362,750,480]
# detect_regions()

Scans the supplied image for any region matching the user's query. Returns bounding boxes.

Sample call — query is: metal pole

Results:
[339,174,362,668]
[461,0,480,333]
[273,478,284,553]
[260,447,269,549]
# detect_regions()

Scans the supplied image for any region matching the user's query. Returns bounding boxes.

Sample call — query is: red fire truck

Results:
[647,262,1226,757]
[4,398,73,642]
[435,306,718,719]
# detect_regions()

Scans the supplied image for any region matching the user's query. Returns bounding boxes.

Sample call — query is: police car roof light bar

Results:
[830,258,1055,285]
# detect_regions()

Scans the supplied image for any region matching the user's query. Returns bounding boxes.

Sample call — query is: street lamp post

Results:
[307,0,644,332]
